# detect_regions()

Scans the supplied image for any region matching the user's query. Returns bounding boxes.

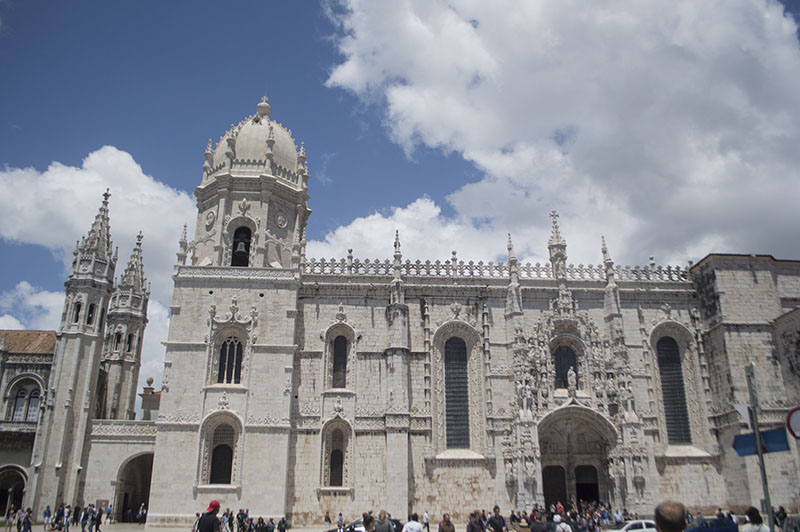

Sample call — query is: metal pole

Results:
[745,362,775,532]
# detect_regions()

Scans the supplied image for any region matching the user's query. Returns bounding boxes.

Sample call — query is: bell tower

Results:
[28,191,117,512]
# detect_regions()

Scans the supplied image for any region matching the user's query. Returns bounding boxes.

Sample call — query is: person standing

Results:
[277,518,287,532]
[338,514,344,530]
[437,514,454,532]
[401,514,423,532]
[487,507,507,532]
[467,512,482,532]
[423,513,430,532]
[740,508,769,532]
[375,510,393,532]
[21,511,31,532]
[324,513,333,532]
[42,507,51,532]
[198,501,221,532]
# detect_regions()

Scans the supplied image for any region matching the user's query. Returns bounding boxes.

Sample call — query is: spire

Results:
[203,139,213,176]
[119,232,147,293]
[547,210,567,281]
[176,223,188,266]
[80,189,113,259]
[505,233,523,319]
[601,236,616,283]
[391,230,404,304]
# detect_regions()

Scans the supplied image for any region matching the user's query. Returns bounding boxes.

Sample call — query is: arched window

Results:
[126,333,134,353]
[231,227,251,267]
[329,429,344,487]
[217,337,243,384]
[86,304,95,325]
[114,332,122,351]
[332,336,347,388]
[554,346,578,389]
[209,424,234,484]
[26,391,39,422]
[656,337,691,444]
[73,302,82,323]
[444,337,470,449]
[12,390,26,421]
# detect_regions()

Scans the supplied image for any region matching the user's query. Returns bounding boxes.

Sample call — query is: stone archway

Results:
[538,405,617,508]
[114,453,153,522]
[0,467,26,516]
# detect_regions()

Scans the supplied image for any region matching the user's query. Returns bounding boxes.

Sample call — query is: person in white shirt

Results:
[402,514,424,532]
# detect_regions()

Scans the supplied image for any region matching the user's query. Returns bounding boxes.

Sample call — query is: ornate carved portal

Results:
[537,406,618,508]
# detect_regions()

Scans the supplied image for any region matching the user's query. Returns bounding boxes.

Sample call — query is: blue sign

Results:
[732,427,790,457]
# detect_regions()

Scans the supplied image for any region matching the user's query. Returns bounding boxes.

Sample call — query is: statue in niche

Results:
[568,367,577,388]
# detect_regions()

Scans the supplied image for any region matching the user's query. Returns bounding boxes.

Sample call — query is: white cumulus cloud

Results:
[0,146,197,391]
[322,0,800,266]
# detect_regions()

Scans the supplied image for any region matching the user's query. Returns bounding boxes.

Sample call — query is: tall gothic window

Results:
[444,337,470,449]
[554,346,578,389]
[26,391,39,422]
[329,429,344,487]
[656,337,692,444]
[73,302,82,323]
[332,336,347,388]
[126,333,134,353]
[209,424,234,484]
[86,304,95,325]
[114,332,122,351]
[231,227,251,267]
[12,390,26,421]
[217,337,243,384]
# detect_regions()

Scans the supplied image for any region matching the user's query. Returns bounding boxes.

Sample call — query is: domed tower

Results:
[98,232,149,420]
[190,96,311,269]
[149,98,311,524]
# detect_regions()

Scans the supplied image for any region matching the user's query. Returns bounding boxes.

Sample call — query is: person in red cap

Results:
[197,501,221,532]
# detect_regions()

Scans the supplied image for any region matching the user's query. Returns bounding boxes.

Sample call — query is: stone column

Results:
[385,301,410,519]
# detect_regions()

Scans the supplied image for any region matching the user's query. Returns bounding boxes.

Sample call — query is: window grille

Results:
[656,337,692,444]
[444,337,470,449]
[332,336,347,388]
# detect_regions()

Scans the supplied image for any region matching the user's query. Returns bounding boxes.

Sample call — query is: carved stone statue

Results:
[567,367,577,388]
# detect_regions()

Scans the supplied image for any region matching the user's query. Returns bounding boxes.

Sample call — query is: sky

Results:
[1,0,799,393]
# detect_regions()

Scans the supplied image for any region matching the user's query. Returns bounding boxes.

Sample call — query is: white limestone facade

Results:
[3,98,799,524]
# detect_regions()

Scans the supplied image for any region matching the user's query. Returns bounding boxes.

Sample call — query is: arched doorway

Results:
[538,405,617,508]
[114,453,153,522]
[0,467,26,516]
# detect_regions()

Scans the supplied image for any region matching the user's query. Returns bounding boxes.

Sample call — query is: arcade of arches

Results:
[538,407,617,508]
[114,453,153,522]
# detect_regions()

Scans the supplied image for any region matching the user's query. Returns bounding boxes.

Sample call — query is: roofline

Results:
[690,253,800,272]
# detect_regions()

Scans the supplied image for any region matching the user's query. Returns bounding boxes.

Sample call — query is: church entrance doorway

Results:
[542,466,567,510]
[575,465,599,503]
[0,466,25,516]
[538,405,617,507]
[114,453,153,522]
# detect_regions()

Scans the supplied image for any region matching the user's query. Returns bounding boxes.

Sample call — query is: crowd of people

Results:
[4,504,108,532]
[192,503,288,532]
[190,498,794,532]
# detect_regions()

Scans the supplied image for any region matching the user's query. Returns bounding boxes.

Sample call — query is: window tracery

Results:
[656,336,692,444]
[217,337,243,384]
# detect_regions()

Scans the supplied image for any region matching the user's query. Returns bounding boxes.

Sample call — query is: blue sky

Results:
[2,0,800,388]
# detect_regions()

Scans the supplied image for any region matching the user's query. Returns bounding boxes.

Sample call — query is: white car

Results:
[611,520,657,532]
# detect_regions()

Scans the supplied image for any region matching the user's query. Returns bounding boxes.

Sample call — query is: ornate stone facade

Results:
[3,98,800,524]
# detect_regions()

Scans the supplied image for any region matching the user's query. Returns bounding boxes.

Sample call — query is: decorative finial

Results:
[507,233,516,259]
[146,376,154,387]
[136,231,143,244]
[394,230,401,253]
[205,139,212,153]
[103,188,111,204]
[257,95,271,117]
[300,142,306,157]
